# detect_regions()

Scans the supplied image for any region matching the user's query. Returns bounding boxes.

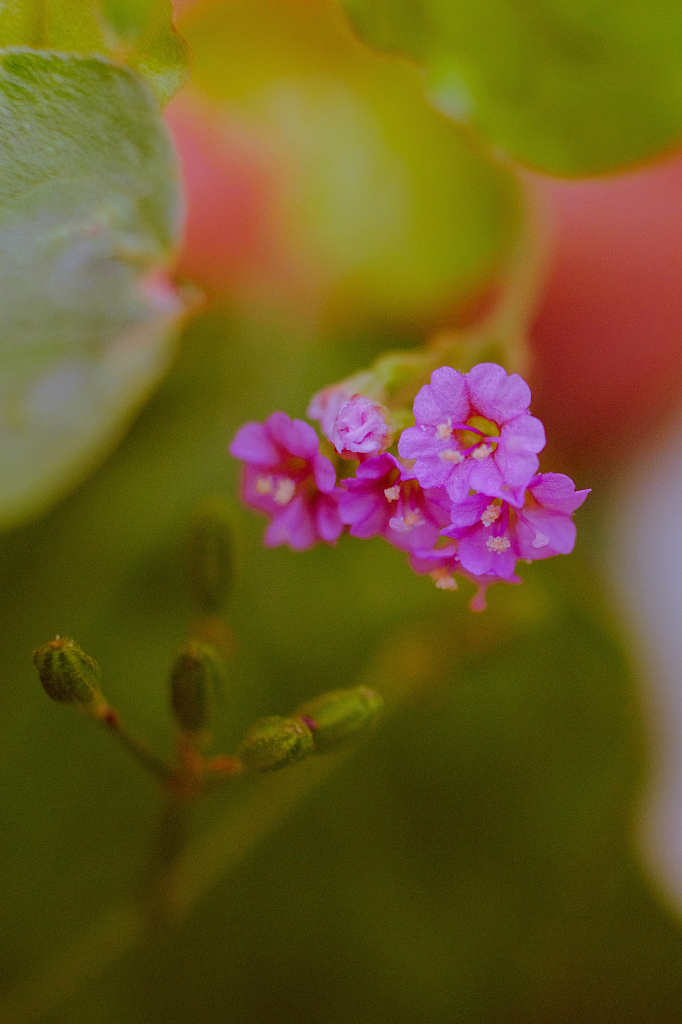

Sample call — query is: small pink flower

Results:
[338,453,452,553]
[398,363,546,506]
[441,472,590,578]
[230,412,343,551]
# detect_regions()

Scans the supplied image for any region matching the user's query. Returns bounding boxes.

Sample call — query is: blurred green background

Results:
[3,0,682,1021]
[2,308,682,1023]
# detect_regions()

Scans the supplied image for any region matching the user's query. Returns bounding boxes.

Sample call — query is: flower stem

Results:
[98,707,175,785]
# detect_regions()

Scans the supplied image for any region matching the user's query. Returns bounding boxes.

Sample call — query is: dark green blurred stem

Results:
[142,736,243,925]
[143,796,192,930]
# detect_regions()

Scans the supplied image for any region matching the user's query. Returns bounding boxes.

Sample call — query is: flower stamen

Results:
[389,511,425,533]
[274,477,296,505]
[430,568,458,590]
[486,536,511,553]
[481,503,501,527]
[441,448,464,463]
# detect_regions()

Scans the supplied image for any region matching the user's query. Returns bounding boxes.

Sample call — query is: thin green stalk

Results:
[100,708,175,785]
[0,626,445,1024]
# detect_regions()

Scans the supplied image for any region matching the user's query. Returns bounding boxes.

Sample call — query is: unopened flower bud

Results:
[237,716,314,772]
[295,686,383,752]
[307,371,377,438]
[170,642,226,734]
[187,497,234,614]
[32,636,102,705]
[329,395,392,457]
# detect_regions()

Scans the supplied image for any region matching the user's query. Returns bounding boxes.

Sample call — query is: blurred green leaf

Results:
[0,0,189,104]
[104,0,191,107]
[0,50,186,529]
[341,0,682,174]
[0,0,107,52]
[179,0,521,324]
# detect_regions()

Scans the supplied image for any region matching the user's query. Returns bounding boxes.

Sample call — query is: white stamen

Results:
[436,421,452,440]
[486,535,511,553]
[441,448,464,463]
[255,475,273,495]
[481,503,501,527]
[430,568,458,590]
[472,443,491,461]
[274,477,296,505]
[389,512,425,533]
[532,530,550,549]
[384,485,400,502]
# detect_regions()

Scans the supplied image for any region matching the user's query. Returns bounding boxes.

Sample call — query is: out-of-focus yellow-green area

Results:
[343,0,682,174]
[2,1,682,1022]
[176,0,520,321]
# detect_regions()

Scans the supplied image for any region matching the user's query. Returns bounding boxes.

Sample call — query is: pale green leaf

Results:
[0,1,189,104]
[0,50,186,529]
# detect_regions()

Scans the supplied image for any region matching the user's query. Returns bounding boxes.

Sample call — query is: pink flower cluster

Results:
[230,364,589,609]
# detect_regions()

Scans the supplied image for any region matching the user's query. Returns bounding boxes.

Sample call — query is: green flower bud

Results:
[237,716,314,773]
[32,636,102,705]
[169,642,227,734]
[371,349,432,397]
[186,497,234,614]
[295,686,384,753]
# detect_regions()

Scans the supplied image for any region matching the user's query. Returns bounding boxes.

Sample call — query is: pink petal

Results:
[468,457,506,499]
[312,452,337,493]
[269,413,320,460]
[355,453,400,481]
[412,387,450,428]
[501,414,546,457]
[517,510,577,557]
[409,544,460,574]
[265,495,317,551]
[444,462,473,503]
[466,363,531,422]
[425,366,469,421]
[398,426,441,460]
[443,494,489,531]
[315,494,344,543]
[529,473,590,514]
[458,531,495,576]
[230,421,280,465]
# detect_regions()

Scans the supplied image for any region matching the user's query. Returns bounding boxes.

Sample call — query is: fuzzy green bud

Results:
[237,716,315,773]
[295,686,384,753]
[170,642,226,734]
[186,497,234,614]
[32,636,102,705]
